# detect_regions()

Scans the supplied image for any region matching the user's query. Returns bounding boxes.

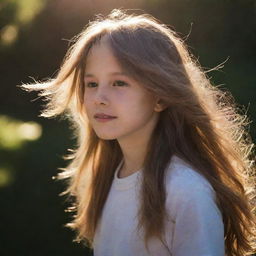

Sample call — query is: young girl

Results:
[21,9,256,256]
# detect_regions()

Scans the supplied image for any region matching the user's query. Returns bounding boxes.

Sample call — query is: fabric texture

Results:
[93,155,225,256]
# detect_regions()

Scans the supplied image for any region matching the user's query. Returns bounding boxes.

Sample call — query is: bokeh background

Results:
[0,0,255,255]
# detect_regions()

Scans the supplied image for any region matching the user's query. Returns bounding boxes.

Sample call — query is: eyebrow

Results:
[84,72,130,78]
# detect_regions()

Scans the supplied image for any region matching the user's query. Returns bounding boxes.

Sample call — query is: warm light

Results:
[0,167,13,187]
[16,0,46,25]
[0,24,18,45]
[0,0,47,46]
[17,122,42,141]
[0,115,42,150]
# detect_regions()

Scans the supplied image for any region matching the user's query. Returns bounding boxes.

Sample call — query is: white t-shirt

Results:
[93,155,225,256]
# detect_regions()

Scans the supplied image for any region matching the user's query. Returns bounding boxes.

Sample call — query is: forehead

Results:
[85,36,119,67]
[85,49,125,81]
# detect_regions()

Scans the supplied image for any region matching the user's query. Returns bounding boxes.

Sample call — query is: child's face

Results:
[83,38,161,144]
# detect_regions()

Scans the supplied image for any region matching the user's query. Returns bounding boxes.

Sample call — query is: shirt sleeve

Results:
[166,176,225,256]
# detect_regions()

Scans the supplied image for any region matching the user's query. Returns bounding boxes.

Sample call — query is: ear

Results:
[154,98,167,112]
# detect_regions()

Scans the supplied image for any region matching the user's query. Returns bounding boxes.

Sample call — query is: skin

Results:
[83,37,165,178]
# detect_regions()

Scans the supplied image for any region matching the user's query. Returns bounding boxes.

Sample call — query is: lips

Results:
[94,113,117,119]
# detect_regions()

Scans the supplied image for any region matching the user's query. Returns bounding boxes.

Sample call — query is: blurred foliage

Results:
[0,0,47,46]
[0,115,42,150]
[0,0,255,255]
[0,165,14,188]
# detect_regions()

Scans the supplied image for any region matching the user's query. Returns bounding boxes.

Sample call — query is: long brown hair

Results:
[20,9,256,256]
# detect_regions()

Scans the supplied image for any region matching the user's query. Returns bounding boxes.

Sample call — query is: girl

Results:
[21,9,256,256]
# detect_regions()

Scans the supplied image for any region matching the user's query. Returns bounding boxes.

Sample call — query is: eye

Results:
[86,82,98,88]
[113,80,128,87]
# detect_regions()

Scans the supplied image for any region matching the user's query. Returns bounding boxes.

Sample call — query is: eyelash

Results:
[85,80,128,88]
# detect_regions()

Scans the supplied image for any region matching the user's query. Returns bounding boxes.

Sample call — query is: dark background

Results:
[0,0,255,255]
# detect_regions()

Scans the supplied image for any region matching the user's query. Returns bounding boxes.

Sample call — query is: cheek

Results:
[83,95,92,115]
[133,95,156,113]
[122,97,156,121]
[83,91,89,102]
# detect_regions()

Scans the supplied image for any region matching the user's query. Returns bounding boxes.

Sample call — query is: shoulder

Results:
[164,155,225,255]
[165,155,215,195]
[165,155,220,219]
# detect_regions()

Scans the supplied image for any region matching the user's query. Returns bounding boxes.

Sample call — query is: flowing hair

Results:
[20,9,256,256]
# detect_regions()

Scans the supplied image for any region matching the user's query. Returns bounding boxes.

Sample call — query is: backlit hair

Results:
[20,9,256,256]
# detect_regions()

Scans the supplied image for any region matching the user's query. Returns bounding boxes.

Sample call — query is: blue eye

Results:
[113,80,128,87]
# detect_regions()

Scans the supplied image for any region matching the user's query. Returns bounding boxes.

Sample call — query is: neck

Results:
[116,111,159,177]
[117,133,152,177]
[119,148,146,178]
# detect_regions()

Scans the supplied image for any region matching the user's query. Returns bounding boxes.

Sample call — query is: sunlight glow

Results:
[15,0,46,25]
[17,122,42,141]
[0,115,42,150]
[0,24,18,45]
[0,167,13,187]
[0,0,47,45]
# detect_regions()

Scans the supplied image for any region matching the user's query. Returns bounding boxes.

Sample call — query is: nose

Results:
[94,85,109,106]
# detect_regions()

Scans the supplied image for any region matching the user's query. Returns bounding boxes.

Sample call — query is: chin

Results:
[95,132,117,141]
